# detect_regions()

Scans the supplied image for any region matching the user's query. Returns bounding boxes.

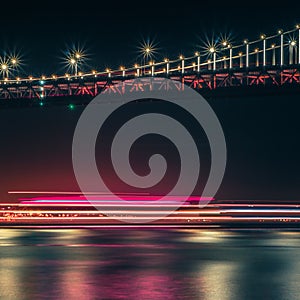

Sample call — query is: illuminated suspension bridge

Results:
[0,25,300,102]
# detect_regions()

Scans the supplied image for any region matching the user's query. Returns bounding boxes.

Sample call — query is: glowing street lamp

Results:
[120,66,125,77]
[261,34,266,66]
[278,29,284,66]
[221,40,228,47]
[145,47,151,55]
[0,54,21,79]
[244,39,249,68]
[271,44,276,65]
[255,48,260,67]
[208,47,217,70]
[239,52,243,68]
[66,49,85,76]
[179,55,185,74]
[209,47,215,53]
[289,40,297,65]
[1,63,8,78]
[138,39,158,75]
[11,58,18,66]
[69,57,78,76]
[227,44,233,69]
[195,51,200,72]
[164,58,170,74]
[297,25,300,64]
[75,52,81,60]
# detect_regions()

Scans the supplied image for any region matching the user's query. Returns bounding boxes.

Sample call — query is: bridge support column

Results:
[151,64,155,76]
[223,57,227,69]
[280,31,284,66]
[213,52,216,70]
[246,43,249,68]
[229,47,233,69]
[239,52,243,68]
[263,38,266,66]
[255,49,259,67]
[289,44,293,65]
[298,26,300,64]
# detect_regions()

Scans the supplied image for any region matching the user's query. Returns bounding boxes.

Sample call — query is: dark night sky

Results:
[0,1,300,203]
[0,1,299,75]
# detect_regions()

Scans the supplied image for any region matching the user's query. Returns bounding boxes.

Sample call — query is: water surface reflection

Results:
[0,229,300,299]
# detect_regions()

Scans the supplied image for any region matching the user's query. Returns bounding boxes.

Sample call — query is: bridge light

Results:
[271,44,276,48]
[138,39,157,61]
[1,64,8,71]
[194,52,199,56]
[222,41,228,47]
[70,58,76,65]
[75,52,81,59]
[179,55,184,60]
[209,47,215,53]
[164,58,169,62]
[29,76,33,80]
[278,29,283,34]
[244,39,248,44]
[290,40,297,46]
[296,24,300,29]
[120,66,125,71]
[239,52,243,56]
[41,75,46,80]
[11,58,18,66]
[260,34,266,39]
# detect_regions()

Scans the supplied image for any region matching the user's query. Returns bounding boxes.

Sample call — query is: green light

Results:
[69,104,75,110]
[39,102,44,106]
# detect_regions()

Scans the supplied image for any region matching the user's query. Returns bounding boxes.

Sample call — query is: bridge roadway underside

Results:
[1,83,300,109]
[0,66,299,107]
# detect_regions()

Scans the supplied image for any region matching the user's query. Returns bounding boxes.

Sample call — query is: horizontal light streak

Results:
[0,209,221,215]
[0,216,233,220]
[1,216,300,222]
[19,196,213,200]
[8,191,150,195]
[221,209,300,214]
